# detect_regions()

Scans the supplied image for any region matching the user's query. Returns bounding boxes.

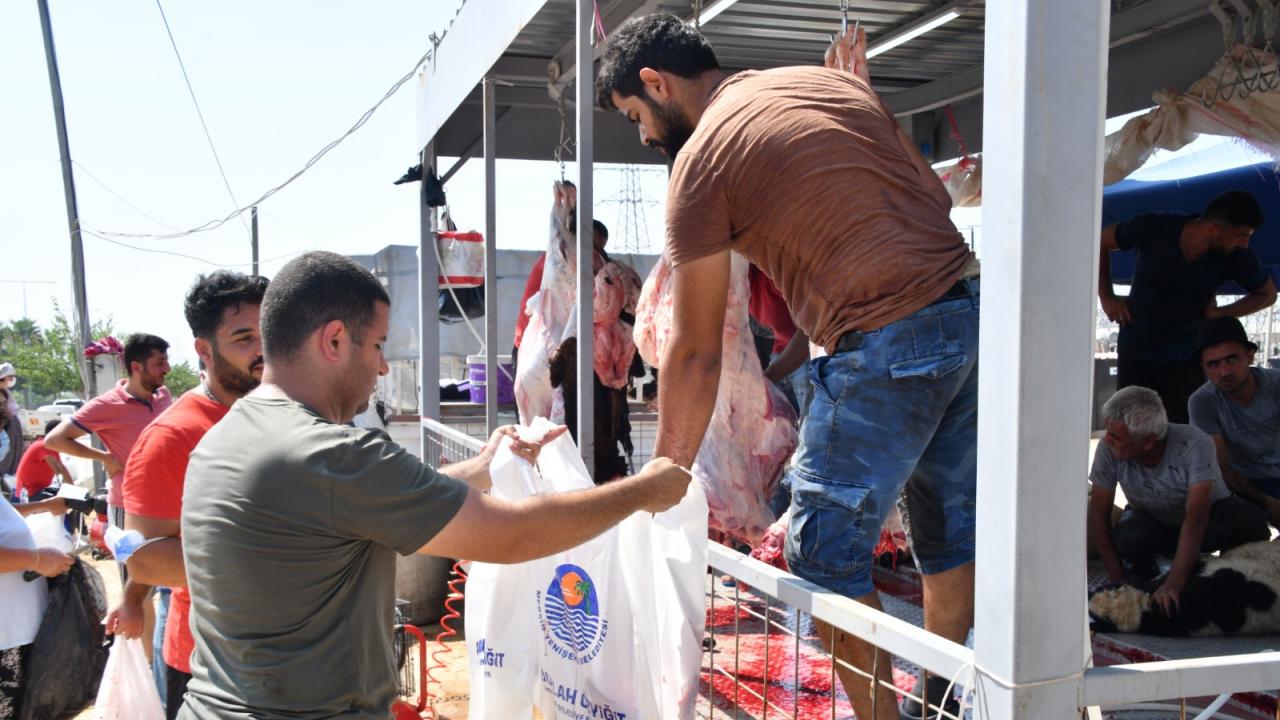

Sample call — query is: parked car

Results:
[52,396,84,411]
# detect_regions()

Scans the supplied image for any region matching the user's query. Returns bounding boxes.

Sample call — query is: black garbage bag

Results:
[19,559,109,720]
[438,285,485,324]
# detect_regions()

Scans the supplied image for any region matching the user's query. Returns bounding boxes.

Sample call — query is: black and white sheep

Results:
[1088,540,1280,637]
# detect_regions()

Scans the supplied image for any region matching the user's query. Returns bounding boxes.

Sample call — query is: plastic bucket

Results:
[466,355,515,405]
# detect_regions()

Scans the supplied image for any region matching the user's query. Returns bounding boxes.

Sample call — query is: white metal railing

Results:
[1081,652,1280,708]
[419,418,1280,718]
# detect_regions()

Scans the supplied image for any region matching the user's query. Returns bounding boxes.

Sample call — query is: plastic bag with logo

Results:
[466,418,708,719]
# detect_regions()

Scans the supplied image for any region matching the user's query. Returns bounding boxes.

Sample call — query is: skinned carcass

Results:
[594,262,637,390]
[634,252,798,547]
[515,183,579,424]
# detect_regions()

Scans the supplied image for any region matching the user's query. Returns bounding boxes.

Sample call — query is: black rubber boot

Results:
[899,674,961,720]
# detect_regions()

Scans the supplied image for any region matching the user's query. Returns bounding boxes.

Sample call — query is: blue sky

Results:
[2,1,667,368]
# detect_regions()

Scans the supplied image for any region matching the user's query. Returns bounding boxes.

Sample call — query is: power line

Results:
[71,160,179,231]
[95,42,436,242]
[71,162,348,263]
[81,227,301,268]
[153,0,249,238]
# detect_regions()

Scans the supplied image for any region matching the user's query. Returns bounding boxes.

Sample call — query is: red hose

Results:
[422,560,468,718]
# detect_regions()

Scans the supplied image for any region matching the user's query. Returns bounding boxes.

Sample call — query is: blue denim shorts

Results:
[784,279,980,599]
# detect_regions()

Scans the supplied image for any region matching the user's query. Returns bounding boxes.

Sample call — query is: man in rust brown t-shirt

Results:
[599,15,978,720]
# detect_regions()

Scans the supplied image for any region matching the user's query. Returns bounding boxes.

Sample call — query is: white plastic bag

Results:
[24,512,72,552]
[467,419,708,719]
[94,637,165,720]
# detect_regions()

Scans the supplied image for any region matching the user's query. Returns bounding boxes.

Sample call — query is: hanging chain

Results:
[552,84,573,182]
[693,0,702,31]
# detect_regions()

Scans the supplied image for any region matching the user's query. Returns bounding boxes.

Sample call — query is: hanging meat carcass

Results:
[634,252,798,547]
[515,183,579,424]
[593,261,637,390]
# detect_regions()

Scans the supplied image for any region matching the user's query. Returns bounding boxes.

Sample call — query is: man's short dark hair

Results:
[596,13,720,111]
[1202,190,1264,229]
[124,334,169,374]
[184,271,270,340]
[593,219,609,240]
[261,251,391,362]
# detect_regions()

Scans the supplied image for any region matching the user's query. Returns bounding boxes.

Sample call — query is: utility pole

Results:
[251,205,259,275]
[36,0,94,400]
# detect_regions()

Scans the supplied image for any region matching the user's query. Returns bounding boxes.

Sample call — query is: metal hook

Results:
[840,0,850,36]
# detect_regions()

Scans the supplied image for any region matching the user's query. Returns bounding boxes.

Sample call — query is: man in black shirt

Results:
[1099,191,1277,423]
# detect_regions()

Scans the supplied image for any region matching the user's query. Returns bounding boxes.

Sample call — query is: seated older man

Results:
[1089,386,1269,614]
[1189,315,1280,529]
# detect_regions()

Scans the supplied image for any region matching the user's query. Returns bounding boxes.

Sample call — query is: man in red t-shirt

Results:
[747,264,811,416]
[105,271,269,719]
[14,420,73,498]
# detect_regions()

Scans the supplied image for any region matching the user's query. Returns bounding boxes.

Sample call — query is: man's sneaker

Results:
[899,674,961,720]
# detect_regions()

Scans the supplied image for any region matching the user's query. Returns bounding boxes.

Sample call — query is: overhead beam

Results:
[547,0,749,96]
[417,0,549,150]
[548,0,666,96]
[440,106,517,185]
[886,0,1210,117]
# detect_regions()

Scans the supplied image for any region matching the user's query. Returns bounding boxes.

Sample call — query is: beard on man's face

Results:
[210,345,262,398]
[645,98,696,157]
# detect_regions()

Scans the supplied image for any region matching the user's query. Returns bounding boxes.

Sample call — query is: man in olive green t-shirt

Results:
[178,252,691,720]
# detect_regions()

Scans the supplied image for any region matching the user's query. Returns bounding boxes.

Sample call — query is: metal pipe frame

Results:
[483,75,499,435]
[575,0,595,473]
[418,143,441,459]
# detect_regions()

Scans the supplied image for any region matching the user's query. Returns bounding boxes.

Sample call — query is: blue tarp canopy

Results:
[1102,160,1280,287]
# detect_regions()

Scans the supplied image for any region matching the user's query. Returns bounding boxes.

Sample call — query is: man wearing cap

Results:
[1189,316,1280,528]
[1091,386,1270,614]
[0,363,20,477]
[1099,190,1277,424]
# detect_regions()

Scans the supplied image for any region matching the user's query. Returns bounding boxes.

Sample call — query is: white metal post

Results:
[483,75,499,434]
[419,143,441,458]
[975,1,1110,718]
[575,0,595,474]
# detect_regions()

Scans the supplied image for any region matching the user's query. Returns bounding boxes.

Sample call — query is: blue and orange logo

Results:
[538,563,608,664]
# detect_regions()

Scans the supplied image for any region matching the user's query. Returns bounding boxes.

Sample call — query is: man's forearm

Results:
[1099,250,1115,300]
[122,578,153,606]
[126,537,187,588]
[1090,511,1126,581]
[765,332,810,383]
[654,344,721,468]
[0,548,39,574]
[1215,287,1278,318]
[1169,514,1207,585]
[443,452,494,492]
[477,475,654,564]
[1222,466,1271,505]
[45,436,112,465]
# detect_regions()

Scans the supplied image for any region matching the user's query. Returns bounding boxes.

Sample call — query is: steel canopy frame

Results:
[416,2,1280,715]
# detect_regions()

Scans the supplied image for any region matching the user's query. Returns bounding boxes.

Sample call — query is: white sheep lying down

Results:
[1088,540,1280,637]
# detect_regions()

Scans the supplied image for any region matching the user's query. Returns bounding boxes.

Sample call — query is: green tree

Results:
[0,307,115,408]
[165,362,200,397]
